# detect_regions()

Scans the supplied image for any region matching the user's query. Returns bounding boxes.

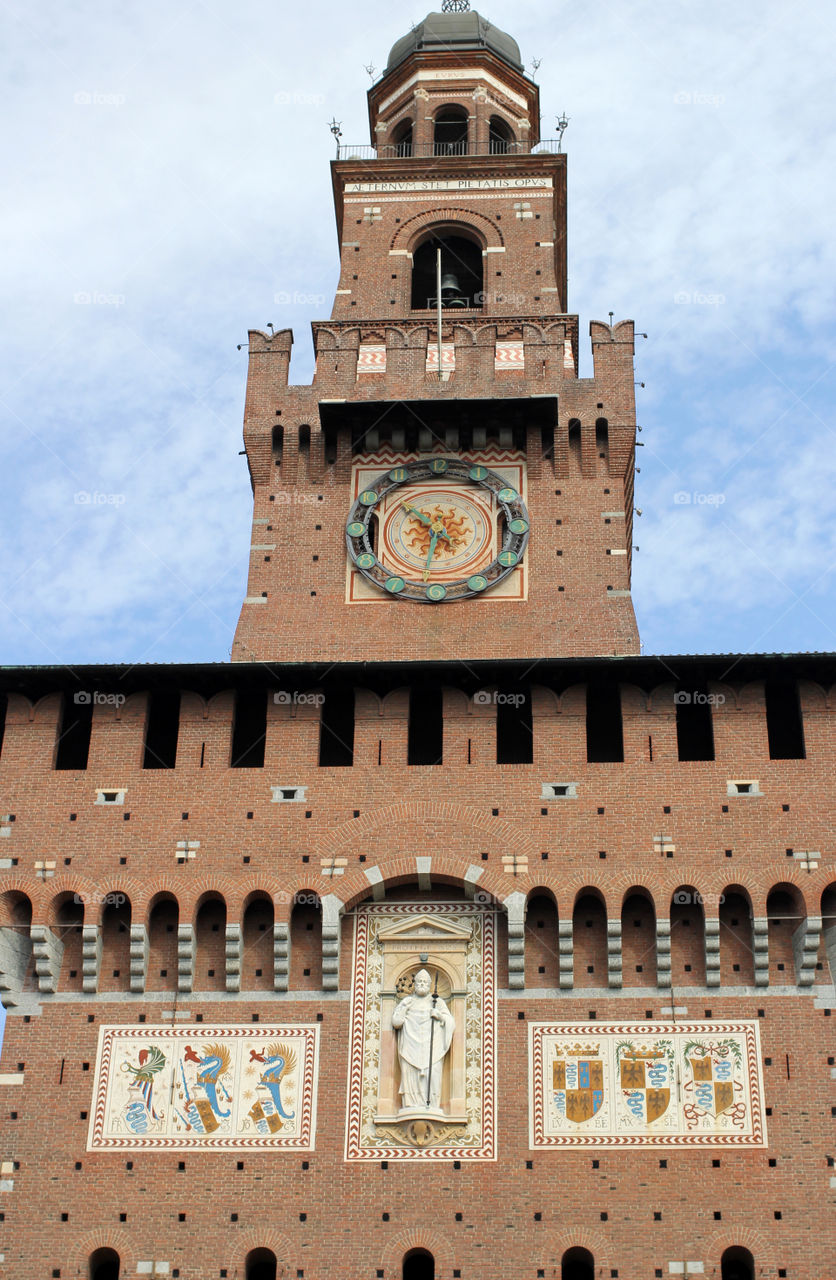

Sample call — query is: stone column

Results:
[81,924,101,994]
[558,919,574,989]
[225,924,242,993]
[274,922,290,992]
[794,915,821,986]
[752,917,769,987]
[129,924,148,994]
[656,918,672,989]
[504,891,526,991]
[0,926,34,1004]
[321,894,343,992]
[177,924,195,993]
[607,920,623,988]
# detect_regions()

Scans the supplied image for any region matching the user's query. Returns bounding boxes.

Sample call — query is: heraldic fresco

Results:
[345,903,496,1162]
[529,1022,767,1148]
[88,1025,319,1151]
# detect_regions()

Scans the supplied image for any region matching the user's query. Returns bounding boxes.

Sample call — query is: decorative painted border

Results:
[529,1021,766,1149]
[345,903,496,1161]
[87,1024,319,1152]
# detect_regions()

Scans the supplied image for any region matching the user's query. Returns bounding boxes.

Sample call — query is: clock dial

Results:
[346,457,530,603]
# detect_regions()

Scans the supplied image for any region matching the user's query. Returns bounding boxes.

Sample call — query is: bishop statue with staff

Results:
[391,967,455,1112]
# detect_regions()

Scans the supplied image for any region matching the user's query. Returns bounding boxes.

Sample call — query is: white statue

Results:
[391,968,455,1112]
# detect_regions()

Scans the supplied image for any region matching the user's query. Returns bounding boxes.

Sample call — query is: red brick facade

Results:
[0,10,834,1280]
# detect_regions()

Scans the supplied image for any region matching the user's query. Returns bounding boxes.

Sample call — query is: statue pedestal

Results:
[375,1106,467,1125]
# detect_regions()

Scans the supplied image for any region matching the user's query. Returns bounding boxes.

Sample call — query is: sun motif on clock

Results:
[346,458,529,603]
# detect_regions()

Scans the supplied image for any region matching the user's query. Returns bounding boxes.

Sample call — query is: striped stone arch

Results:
[229,1228,295,1276]
[336,851,509,914]
[70,1227,132,1276]
[546,1226,611,1272]
[381,1227,455,1279]
[390,206,505,254]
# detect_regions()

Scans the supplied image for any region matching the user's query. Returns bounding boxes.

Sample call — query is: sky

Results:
[1,0,834,665]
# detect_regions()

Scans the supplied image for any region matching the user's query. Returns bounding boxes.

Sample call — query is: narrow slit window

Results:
[55,694,93,771]
[408,685,443,766]
[586,684,623,763]
[142,690,180,769]
[496,687,533,764]
[765,679,805,759]
[319,686,355,767]
[230,690,267,768]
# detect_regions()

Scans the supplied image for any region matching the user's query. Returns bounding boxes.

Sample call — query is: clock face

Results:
[345,458,530,603]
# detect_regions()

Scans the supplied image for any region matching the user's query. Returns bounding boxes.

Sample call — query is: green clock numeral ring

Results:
[355,552,376,569]
[385,576,406,594]
[388,467,410,482]
[498,549,519,567]
[468,465,488,481]
[498,487,518,503]
[429,458,448,473]
[346,521,366,538]
[359,489,378,506]
[467,575,488,592]
[509,517,529,534]
[426,583,447,601]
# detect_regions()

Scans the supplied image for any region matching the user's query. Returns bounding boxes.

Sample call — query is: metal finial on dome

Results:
[442,0,471,12]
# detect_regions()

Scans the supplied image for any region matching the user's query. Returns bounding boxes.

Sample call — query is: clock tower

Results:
[232,2,640,662]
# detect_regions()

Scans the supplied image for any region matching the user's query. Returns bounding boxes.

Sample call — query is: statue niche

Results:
[373,915,471,1133]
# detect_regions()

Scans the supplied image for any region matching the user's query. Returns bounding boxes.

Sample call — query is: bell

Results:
[440,271,467,307]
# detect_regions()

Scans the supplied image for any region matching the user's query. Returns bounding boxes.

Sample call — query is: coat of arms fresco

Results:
[530,1022,766,1148]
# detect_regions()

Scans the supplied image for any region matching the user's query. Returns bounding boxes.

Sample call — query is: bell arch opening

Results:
[489,114,516,153]
[411,231,483,311]
[392,118,413,157]
[434,106,468,155]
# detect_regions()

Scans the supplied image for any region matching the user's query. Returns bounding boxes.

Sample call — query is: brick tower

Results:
[232,2,639,663]
[0,7,834,1280]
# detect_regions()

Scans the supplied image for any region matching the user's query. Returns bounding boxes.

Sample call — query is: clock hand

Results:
[402,502,432,526]
[423,530,440,581]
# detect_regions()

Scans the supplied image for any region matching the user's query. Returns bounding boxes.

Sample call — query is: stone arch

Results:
[382,1229,454,1279]
[706,1224,774,1271]
[390,206,504,254]
[229,1229,294,1277]
[70,1228,132,1277]
[546,1227,611,1274]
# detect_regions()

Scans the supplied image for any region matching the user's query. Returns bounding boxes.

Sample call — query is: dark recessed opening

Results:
[765,679,806,759]
[142,690,180,769]
[319,685,355,767]
[496,686,533,764]
[675,685,715,761]
[586,683,623,763]
[55,694,93,770]
[231,689,267,768]
[408,684,443,766]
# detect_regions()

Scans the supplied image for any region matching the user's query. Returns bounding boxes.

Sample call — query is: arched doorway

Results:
[721,1245,754,1280]
[89,1249,120,1280]
[245,1248,277,1280]
[562,1246,594,1279]
[403,1248,434,1280]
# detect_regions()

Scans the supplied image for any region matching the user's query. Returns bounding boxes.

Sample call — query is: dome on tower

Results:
[386,9,524,75]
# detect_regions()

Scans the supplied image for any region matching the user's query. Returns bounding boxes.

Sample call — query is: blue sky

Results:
[1,0,834,664]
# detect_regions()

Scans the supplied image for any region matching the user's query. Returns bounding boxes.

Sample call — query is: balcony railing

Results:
[336,139,563,161]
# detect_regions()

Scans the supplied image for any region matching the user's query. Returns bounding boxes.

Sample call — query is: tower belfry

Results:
[232,7,640,662]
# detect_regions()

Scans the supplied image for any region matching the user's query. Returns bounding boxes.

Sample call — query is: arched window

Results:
[403,1248,434,1280]
[411,232,483,310]
[392,118,413,157]
[489,115,516,153]
[573,891,608,987]
[721,1245,755,1280]
[245,1248,277,1280]
[89,1248,120,1280]
[562,1246,594,1280]
[434,107,468,155]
